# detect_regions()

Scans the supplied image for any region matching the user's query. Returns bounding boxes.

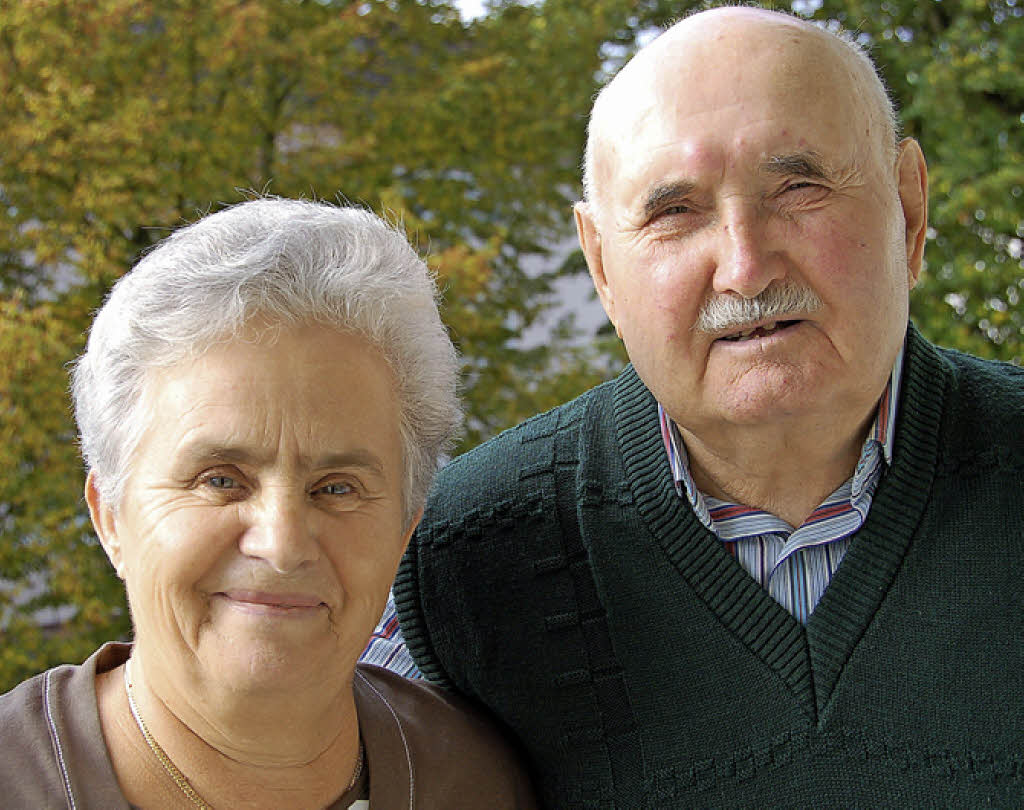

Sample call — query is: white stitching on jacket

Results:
[355,669,414,810]
[43,671,77,810]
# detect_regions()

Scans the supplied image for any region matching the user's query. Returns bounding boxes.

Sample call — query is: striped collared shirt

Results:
[362,591,421,677]
[659,347,903,624]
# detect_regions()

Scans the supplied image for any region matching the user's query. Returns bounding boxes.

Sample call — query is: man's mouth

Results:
[718,320,801,342]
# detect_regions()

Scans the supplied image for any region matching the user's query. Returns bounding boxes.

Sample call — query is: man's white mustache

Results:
[694,282,824,334]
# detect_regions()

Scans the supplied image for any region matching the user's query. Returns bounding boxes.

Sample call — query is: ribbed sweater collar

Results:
[609,323,947,721]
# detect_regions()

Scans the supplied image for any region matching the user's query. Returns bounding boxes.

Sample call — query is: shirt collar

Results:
[874,344,902,466]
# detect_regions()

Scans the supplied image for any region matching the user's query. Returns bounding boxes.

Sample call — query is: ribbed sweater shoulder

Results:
[929,342,1024,474]
[419,374,619,522]
[397,373,624,690]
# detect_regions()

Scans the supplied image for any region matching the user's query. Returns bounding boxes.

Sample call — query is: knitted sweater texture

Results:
[395,326,1023,809]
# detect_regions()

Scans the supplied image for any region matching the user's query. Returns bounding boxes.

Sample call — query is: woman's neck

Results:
[96,661,362,810]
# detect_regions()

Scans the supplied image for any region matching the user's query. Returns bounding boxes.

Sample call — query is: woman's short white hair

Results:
[71,197,462,525]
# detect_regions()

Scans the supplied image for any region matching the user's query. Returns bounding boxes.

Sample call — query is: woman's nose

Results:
[238,490,320,574]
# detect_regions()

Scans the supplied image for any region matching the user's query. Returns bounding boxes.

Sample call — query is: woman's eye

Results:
[206,475,237,489]
[317,482,353,496]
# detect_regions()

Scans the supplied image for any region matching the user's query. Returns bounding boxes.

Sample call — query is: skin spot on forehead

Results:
[679,141,720,173]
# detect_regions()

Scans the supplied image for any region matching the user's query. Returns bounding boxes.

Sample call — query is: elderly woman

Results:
[0,198,537,809]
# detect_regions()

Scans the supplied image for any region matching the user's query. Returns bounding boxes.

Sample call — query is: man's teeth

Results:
[722,321,781,341]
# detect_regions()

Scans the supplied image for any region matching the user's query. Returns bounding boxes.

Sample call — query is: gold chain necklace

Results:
[123,659,365,809]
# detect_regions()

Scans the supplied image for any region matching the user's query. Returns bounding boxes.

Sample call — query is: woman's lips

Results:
[217,590,326,611]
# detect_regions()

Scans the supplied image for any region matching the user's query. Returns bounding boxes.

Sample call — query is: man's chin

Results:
[704,370,828,426]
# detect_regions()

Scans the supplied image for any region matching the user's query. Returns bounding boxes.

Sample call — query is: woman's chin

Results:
[195,638,346,699]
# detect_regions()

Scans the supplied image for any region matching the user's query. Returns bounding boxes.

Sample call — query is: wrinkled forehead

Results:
[591,13,885,207]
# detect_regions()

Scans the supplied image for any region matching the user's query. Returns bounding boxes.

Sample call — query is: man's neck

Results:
[668,340,904,528]
[678,412,874,529]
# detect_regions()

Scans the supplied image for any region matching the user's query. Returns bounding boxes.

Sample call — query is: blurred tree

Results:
[0,290,119,682]
[0,0,1020,691]
[0,0,629,689]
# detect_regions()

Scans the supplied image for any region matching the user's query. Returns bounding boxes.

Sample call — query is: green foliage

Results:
[0,0,1020,692]
[0,0,634,691]
[0,290,130,685]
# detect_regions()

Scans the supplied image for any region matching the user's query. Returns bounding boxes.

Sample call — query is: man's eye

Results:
[661,204,692,216]
[784,181,822,192]
[206,475,237,489]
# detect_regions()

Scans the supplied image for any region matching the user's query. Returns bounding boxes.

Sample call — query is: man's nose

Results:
[711,204,787,299]
[239,490,320,574]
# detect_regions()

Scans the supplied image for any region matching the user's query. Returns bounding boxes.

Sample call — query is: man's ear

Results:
[574,202,619,336]
[896,137,929,288]
[85,471,125,579]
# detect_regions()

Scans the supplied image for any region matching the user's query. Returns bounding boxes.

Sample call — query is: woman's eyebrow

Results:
[307,450,386,475]
[178,441,386,475]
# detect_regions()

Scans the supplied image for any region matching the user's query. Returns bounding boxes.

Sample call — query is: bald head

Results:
[582,7,898,215]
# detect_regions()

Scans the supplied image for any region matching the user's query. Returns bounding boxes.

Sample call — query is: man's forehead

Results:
[605,95,850,194]
[617,7,838,88]
[592,15,869,210]
[617,25,850,129]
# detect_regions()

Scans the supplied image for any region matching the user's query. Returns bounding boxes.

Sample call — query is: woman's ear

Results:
[85,471,125,579]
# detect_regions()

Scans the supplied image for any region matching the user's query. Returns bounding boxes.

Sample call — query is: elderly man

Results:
[391,6,1024,808]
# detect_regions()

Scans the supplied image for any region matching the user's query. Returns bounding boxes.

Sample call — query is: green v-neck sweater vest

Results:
[395,325,1023,808]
